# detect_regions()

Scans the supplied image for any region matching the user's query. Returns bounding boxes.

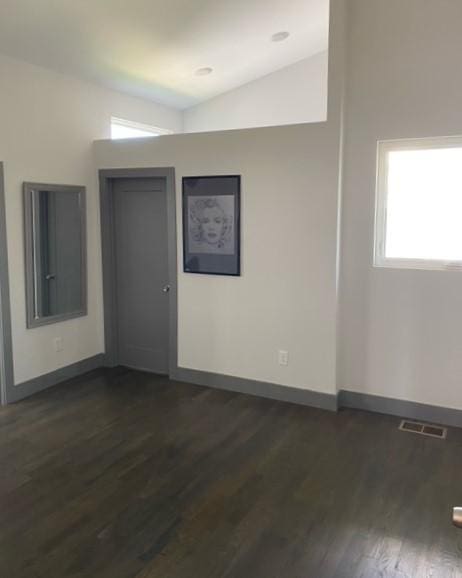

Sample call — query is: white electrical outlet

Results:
[54,337,64,353]
[278,350,289,366]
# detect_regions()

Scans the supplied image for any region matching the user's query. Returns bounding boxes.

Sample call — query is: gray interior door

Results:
[113,178,169,374]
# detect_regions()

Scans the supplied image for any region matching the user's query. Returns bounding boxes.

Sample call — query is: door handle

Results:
[162,284,170,293]
[453,507,462,528]
[45,273,56,281]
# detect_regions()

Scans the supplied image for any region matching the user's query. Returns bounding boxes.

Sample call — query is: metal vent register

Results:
[399,420,447,439]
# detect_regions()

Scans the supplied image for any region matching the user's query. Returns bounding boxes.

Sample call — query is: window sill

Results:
[373,258,462,272]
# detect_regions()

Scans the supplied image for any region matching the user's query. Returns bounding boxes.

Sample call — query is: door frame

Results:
[0,163,15,405]
[99,167,178,376]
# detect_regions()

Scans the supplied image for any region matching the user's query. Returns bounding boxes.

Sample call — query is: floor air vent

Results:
[399,420,447,439]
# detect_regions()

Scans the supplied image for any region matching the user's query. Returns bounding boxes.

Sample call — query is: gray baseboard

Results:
[338,390,462,429]
[9,357,462,429]
[172,367,462,428]
[171,367,338,412]
[8,354,105,403]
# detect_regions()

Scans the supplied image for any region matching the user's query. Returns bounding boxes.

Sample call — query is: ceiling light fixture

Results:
[195,67,213,76]
[271,31,290,42]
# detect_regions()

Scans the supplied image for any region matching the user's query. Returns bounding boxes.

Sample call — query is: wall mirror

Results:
[24,182,87,328]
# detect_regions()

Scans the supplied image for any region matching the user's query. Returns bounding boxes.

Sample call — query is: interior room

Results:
[1,0,462,576]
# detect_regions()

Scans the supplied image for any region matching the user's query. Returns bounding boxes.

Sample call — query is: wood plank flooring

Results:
[1,368,462,577]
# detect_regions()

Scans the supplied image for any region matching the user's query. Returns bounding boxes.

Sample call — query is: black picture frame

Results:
[182,175,241,276]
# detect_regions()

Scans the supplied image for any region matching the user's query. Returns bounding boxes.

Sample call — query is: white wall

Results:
[184,52,328,133]
[94,2,345,395]
[11,0,462,414]
[94,123,338,394]
[0,53,182,385]
[339,0,462,410]
[9,0,462,411]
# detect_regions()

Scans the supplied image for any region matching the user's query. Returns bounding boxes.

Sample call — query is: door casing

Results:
[99,167,178,376]
[0,163,15,405]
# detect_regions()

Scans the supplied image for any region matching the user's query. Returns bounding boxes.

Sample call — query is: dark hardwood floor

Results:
[1,368,462,578]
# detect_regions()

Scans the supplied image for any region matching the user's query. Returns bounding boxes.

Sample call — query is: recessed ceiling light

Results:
[271,31,290,42]
[195,67,213,76]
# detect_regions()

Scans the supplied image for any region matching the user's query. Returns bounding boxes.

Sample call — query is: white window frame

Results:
[374,135,462,272]
[110,117,173,139]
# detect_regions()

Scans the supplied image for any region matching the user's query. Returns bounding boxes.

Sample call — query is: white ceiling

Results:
[0,0,329,110]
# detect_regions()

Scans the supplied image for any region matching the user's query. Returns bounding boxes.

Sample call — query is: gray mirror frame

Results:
[23,182,87,329]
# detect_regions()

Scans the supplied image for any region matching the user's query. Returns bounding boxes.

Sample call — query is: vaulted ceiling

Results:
[0,0,329,109]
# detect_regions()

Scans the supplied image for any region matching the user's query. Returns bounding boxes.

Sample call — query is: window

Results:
[375,137,462,271]
[110,117,173,140]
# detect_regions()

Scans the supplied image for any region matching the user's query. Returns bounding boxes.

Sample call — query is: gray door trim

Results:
[0,163,15,405]
[99,167,178,376]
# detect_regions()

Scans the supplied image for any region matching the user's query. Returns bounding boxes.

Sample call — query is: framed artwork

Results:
[182,175,241,276]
